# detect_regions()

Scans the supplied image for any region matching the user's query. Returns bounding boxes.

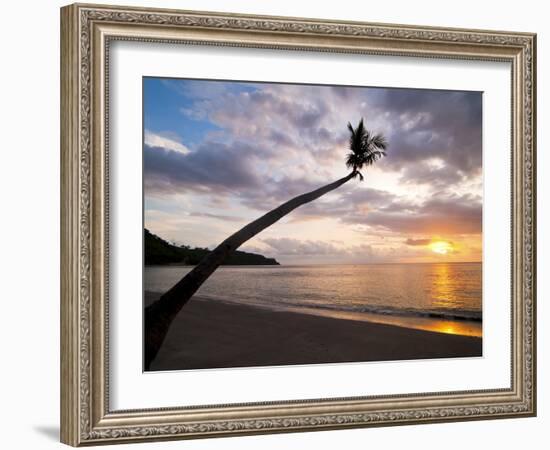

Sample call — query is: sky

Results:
[143,77,482,265]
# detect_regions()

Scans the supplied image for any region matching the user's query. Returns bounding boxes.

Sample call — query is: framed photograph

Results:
[60,3,536,446]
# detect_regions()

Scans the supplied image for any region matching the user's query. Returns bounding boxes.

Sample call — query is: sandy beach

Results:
[145,292,482,371]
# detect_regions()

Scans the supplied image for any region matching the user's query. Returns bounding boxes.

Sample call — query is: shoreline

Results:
[145,292,482,371]
[280,304,482,338]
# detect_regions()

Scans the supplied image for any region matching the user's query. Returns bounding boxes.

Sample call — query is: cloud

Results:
[143,141,263,195]
[180,107,207,121]
[405,238,432,246]
[259,237,431,264]
[399,161,467,188]
[189,212,244,222]
[289,185,481,236]
[261,237,387,262]
[287,186,396,222]
[370,89,482,180]
[359,193,482,235]
[144,130,190,155]
[161,78,236,100]
[262,237,348,256]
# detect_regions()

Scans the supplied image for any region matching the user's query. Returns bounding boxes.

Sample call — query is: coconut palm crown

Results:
[346,118,387,181]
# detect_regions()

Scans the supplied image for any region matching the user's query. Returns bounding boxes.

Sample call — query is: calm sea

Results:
[144,262,482,337]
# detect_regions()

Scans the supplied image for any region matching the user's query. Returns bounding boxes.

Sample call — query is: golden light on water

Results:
[429,240,454,255]
[418,320,482,338]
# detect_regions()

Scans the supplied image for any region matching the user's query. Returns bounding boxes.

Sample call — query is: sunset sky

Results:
[143,78,482,265]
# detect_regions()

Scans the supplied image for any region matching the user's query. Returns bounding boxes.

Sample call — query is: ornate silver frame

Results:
[60,3,536,446]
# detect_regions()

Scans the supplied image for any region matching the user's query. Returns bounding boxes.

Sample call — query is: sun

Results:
[429,241,453,255]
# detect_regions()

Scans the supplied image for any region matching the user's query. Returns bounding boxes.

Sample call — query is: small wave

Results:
[294,302,482,322]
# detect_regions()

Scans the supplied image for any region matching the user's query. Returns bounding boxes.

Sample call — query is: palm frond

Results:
[345,118,388,173]
[368,133,388,151]
[348,118,366,154]
[362,150,386,166]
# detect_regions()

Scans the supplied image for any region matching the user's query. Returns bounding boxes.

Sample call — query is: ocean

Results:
[144,262,482,337]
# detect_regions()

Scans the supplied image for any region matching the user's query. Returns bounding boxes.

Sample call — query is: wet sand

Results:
[145,292,482,371]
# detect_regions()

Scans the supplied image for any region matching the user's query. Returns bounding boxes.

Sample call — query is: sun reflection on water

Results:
[431,263,456,308]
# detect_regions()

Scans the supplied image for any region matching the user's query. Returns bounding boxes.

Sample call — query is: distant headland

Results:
[144,228,280,266]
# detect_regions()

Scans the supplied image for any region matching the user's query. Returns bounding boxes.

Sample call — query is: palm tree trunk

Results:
[144,171,357,369]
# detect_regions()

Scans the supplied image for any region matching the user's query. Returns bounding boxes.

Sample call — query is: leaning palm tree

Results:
[144,118,387,369]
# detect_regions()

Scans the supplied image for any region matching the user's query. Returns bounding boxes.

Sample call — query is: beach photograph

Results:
[143,78,483,372]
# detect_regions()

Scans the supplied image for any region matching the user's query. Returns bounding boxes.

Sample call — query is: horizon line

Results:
[273,261,482,266]
[147,261,482,267]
